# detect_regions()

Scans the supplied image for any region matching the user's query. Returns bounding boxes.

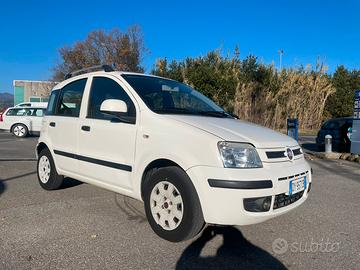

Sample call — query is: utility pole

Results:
[278,50,284,71]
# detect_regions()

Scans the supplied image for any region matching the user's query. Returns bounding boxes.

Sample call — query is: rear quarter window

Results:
[6,109,26,116]
[46,90,60,115]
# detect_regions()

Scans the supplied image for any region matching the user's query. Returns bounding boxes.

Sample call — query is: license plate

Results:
[289,176,307,195]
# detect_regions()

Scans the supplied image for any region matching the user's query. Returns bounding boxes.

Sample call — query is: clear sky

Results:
[0,0,359,93]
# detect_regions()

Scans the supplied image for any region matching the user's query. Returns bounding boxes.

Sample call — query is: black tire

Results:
[12,123,28,138]
[37,148,64,190]
[143,166,204,242]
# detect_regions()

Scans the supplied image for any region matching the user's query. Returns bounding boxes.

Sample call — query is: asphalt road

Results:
[0,132,37,160]
[0,132,360,270]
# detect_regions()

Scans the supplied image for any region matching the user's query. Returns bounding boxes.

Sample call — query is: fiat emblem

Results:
[285,148,294,160]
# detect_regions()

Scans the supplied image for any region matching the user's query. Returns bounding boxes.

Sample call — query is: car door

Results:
[20,108,35,131]
[44,78,88,174]
[77,75,138,190]
[29,108,45,132]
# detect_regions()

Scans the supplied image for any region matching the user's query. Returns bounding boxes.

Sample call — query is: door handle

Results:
[49,122,56,127]
[81,125,91,132]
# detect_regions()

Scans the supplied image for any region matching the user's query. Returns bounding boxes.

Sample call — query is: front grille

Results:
[266,148,302,159]
[266,150,285,159]
[273,191,304,210]
[293,148,302,156]
[278,171,308,181]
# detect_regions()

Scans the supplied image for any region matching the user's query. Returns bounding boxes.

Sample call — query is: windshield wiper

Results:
[153,108,235,118]
[153,108,198,115]
[198,111,232,118]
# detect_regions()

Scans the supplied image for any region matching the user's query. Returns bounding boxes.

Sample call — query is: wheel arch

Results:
[10,122,29,133]
[36,141,62,176]
[140,158,184,201]
[36,142,49,155]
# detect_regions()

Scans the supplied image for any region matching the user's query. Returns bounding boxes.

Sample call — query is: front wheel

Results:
[12,124,28,138]
[143,166,204,242]
[37,148,64,190]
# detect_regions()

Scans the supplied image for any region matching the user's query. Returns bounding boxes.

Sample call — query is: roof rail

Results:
[64,64,114,80]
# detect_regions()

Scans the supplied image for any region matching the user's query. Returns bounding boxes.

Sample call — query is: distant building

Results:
[13,80,56,105]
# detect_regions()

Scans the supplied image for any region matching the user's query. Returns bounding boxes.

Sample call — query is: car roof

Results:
[17,102,47,104]
[52,71,173,91]
[326,117,353,121]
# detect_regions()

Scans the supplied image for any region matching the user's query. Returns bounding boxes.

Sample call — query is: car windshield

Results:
[322,120,344,130]
[122,75,230,117]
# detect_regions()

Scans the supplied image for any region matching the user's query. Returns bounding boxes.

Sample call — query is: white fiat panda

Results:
[36,65,312,242]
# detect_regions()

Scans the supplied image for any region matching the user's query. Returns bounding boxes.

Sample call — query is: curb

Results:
[305,151,360,163]
[339,153,360,163]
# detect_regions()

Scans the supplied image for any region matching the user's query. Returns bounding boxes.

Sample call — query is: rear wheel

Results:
[37,148,63,190]
[143,166,204,242]
[12,124,28,138]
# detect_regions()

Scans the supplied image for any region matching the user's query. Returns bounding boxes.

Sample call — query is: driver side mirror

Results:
[100,99,135,124]
[100,99,128,115]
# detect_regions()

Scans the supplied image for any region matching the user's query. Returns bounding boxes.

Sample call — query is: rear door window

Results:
[55,79,87,117]
[25,109,33,116]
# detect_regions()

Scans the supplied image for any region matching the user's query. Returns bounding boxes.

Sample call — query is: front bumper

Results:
[186,158,312,225]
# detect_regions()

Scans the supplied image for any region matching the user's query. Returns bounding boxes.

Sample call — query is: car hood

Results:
[166,115,298,148]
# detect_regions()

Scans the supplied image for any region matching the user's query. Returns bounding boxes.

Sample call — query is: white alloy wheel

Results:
[13,125,26,137]
[150,181,184,231]
[38,156,51,183]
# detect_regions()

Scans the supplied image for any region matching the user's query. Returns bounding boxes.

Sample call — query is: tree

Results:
[152,51,241,111]
[152,49,335,130]
[325,66,360,118]
[52,25,147,81]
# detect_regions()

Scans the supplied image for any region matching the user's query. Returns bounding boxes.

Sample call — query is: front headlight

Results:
[218,142,263,168]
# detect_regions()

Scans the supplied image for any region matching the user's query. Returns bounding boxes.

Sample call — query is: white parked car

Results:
[15,102,48,108]
[0,106,45,137]
[36,66,312,242]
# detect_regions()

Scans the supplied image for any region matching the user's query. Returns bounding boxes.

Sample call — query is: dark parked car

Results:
[316,117,353,152]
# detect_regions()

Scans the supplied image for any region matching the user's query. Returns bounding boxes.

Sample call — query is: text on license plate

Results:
[289,176,307,195]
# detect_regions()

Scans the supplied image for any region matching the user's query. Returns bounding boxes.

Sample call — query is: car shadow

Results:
[0,180,6,197]
[114,193,147,223]
[176,226,287,270]
[59,177,83,189]
[0,170,82,189]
